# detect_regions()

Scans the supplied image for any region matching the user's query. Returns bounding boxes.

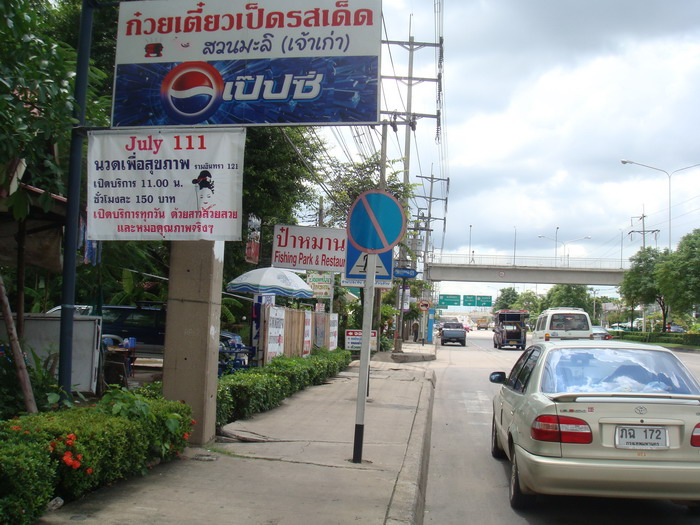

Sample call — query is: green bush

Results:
[216,371,290,425]
[0,440,56,525]
[0,394,193,523]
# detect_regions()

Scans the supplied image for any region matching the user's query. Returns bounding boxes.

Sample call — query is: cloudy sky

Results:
[332,0,700,300]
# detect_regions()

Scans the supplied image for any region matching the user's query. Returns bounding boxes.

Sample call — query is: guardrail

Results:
[431,254,630,270]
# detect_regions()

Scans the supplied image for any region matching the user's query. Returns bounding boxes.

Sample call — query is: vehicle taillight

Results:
[531,415,592,444]
[691,424,700,447]
[544,333,550,341]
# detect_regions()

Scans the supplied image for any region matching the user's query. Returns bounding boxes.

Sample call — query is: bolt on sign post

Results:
[347,190,406,464]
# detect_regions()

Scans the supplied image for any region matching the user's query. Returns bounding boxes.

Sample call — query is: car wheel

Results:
[490,417,506,459]
[493,340,497,348]
[460,340,466,346]
[509,448,535,510]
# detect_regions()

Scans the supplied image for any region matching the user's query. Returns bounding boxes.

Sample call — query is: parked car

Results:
[489,340,700,509]
[101,304,167,357]
[668,324,686,333]
[590,325,612,340]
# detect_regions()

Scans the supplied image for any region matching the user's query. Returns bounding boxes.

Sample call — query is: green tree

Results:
[512,290,542,317]
[657,229,700,316]
[541,285,592,314]
[492,287,519,311]
[619,247,670,330]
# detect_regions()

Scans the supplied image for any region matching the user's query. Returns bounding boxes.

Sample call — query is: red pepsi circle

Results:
[160,62,224,124]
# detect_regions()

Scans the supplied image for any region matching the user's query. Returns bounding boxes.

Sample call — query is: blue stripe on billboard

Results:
[112,56,379,127]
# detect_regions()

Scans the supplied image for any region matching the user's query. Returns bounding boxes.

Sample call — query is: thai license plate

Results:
[615,425,668,449]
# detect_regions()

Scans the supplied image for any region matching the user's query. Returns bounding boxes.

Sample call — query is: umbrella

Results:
[226,267,313,298]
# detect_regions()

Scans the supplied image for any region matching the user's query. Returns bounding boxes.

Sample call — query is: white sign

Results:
[273,225,346,271]
[344,329,377,351]
[307,272,333,299]
[113,0,381,127]
[87,129,245,241]
[116,0,381,63]
[341,276,392,289]
[266,306,285,361]
[303,311,313,357]
[329,313,339,350]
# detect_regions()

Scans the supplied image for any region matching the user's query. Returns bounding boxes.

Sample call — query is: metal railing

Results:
[432,254,630,270]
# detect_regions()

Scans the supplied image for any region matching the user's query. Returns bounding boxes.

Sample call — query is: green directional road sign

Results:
[476,295,493,307]
[462,295,476,306]
[438,294,461,306]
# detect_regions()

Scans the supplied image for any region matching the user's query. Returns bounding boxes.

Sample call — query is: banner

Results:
[87,129,245,241]
[113,0,381,126]
[266,305,285,361]
[273,225,346,271]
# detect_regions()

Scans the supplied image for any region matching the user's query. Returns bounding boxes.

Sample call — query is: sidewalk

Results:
[38,345,436,525]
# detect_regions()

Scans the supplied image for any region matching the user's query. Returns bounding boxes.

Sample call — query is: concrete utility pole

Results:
[382,35,442,350]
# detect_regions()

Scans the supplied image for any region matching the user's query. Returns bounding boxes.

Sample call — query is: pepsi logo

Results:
[161,62,224,124]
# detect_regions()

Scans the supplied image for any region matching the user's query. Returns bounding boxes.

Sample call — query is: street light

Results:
[538,233,591,266]
[537,226,559,266]
[621,159,700,251]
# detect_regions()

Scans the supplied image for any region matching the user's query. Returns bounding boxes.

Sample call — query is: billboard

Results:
[87,128,245,241]
[272,225,346,271]
[113,0,381,127]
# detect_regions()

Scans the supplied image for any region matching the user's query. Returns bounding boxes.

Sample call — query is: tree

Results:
[657,229,700,315]
[492,287,519,311]
[541,285,592,314]
[513,290,542,317]
[619,247,670,330]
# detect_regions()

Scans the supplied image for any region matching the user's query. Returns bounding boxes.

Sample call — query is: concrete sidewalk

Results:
[38,345,436,525]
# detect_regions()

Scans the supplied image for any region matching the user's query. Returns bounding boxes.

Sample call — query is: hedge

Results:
[612,331,700,347]
[0,394,192,525]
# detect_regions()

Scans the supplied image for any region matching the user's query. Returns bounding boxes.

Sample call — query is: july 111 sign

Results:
[87,128,245,241]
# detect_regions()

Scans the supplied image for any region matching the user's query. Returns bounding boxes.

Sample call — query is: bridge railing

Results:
[432,254,630,270]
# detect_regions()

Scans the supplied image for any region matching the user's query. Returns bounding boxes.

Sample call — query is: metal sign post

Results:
[347,186,406,464]
[352,252,377,463]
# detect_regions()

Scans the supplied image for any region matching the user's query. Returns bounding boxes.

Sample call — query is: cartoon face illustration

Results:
[192,170,215,209]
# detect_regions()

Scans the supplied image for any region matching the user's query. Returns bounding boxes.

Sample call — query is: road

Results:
[423,329,700,525]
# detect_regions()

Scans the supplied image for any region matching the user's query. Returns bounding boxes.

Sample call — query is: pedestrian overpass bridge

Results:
[426,254,628,286]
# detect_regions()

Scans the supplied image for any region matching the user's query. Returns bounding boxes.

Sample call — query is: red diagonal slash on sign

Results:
[360,193,389,249]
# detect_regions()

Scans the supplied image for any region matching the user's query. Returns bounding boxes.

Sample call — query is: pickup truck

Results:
[476,318,489,330]
[440,322,466,346]
[492,309,528,350]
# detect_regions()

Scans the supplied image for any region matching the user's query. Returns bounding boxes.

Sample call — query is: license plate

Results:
[615,425,668,450]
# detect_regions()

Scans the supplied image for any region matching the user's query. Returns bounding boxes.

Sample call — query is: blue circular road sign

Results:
[347,190,406,254]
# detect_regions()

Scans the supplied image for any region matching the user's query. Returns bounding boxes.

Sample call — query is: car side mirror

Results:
[489,371,506,384]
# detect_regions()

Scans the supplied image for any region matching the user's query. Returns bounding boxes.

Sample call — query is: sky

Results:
[327,0,700,302]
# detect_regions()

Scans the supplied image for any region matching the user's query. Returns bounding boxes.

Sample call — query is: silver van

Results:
[531,307,592,342]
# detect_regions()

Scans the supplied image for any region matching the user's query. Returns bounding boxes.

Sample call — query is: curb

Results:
[385,368,436,524]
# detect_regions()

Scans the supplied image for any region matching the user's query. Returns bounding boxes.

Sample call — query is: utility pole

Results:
[382,36,443,351]
[629,210,659,250]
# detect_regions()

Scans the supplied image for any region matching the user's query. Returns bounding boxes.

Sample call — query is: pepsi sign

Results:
[161,62,224,124]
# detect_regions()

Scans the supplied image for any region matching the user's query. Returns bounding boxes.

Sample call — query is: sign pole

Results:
[353,252,377,463]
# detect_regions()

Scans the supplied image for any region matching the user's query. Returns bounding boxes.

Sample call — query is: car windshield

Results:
[540,347,700,395]
[550,313,589,331]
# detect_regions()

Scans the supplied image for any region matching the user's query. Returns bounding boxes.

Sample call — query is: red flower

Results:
[86,468,94,475]
[66,433,77,440]
[10,425,21,431]
[77,454,83,460]
[63,451,73,458]
[183,432,190,440]
[72,461,81,469]
[65,439,74,447]
[190,419,197,426]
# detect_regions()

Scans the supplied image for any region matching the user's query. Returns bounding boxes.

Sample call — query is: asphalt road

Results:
[423,329,700,525]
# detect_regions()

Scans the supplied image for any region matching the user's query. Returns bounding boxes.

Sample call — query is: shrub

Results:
[0,440,56,525]
[0,394,193,523]
[216,371,290,425]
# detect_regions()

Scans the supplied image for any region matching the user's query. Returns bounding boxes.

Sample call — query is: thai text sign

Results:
[266,305,285,361]
[273,225,346,271]
[307,272,333,299]
[113,0,381,127]
[87,129,245,241]
[344,329,377,351]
